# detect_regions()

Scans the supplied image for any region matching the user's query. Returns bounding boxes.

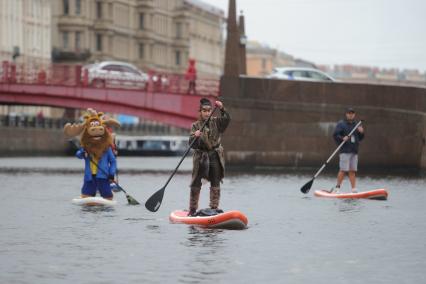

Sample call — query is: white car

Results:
[83,61,149,88]
[268,67,336,82]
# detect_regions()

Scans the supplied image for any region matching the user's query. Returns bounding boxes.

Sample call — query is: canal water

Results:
[0,157,425,284]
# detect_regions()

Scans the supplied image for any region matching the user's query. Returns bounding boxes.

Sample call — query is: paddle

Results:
[69,140,140,205]
[145,106,219,212]
[300,120,363,194]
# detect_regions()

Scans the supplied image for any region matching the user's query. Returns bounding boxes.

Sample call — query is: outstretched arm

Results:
[215,101,231,132]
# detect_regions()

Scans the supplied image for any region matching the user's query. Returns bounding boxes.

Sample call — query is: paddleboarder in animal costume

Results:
[188,98,231,216]
[64,108,120,200]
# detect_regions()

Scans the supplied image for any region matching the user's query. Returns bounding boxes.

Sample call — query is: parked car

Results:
[268,67,336,82]
[83,61,149,88]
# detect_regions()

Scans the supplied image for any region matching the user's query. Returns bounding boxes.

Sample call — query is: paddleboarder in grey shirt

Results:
[331,107,364,193]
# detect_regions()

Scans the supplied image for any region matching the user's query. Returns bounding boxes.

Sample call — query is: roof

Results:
[184,0,224,17]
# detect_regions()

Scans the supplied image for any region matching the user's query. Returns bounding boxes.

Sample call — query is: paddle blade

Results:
[145,187,165,212]
[125,194,140,205]
[300,179,314,194]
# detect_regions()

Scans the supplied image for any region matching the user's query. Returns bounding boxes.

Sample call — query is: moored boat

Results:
[115,135,188,156]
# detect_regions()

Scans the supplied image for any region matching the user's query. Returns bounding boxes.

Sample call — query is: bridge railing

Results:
[0,61,80,86]
[1,61,220,97]
[147,71,219,96]
[0,114,68,129]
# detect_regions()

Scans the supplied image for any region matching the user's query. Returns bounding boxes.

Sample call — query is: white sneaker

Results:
[351,188,358,193]
[330,187,340,194]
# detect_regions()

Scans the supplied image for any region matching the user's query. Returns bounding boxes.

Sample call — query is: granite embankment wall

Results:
[221,77,426,171]
[0,127,67,156]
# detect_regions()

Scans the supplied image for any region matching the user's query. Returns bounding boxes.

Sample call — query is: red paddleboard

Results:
[314,188,388,200]
[169,210,248,230]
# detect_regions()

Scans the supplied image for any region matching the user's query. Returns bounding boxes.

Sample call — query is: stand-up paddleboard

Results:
[314,188,388,200]
[170,209,248,230]
[72,197,117,206]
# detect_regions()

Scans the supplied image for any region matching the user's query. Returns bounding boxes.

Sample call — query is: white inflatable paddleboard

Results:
[72,197,117,206]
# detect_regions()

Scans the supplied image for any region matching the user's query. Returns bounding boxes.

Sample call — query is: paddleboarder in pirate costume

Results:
[188,98,231,216]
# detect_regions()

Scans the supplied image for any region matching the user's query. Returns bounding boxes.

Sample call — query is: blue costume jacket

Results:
[76,147,117,181]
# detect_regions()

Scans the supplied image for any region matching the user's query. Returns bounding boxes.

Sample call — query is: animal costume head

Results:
[64,108,120,158]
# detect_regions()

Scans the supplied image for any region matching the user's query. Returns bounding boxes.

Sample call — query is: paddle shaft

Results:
[312,120,363,179]
[160,106,219,190]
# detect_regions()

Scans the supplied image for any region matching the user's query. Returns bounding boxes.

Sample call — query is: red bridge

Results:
[0,61,219,129]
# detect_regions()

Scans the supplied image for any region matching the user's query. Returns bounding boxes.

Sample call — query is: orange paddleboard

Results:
[169,210,248,230]
[314,188,388,200]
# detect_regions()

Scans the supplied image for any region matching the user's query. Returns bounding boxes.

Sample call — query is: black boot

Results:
[187,208,197,217]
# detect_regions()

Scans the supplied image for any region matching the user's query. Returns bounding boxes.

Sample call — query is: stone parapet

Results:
[221,77,426,171]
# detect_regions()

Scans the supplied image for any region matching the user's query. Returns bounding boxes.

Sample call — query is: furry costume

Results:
[64,108,120,199]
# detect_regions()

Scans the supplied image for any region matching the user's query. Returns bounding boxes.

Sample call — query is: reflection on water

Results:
[179,226,228,283]
[124,217,156,221]
[184,226,226,249]
[336,199,363,213]
[146,224,161,232]
[78,206,116,213]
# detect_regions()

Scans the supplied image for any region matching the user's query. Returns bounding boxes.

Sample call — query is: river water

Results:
[0,157,425,284]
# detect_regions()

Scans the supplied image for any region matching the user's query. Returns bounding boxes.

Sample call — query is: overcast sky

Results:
[201,0,426,72]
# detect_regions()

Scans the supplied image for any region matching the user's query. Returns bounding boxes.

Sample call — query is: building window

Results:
[139,43,144,59]
[63,32,69,49]
[176,22,182,38]
[175,50,181,66]
[139,13,144,29]
[96,1,102,19]
[75,0,81,15]
[63,0,69,15]
[96,34,102,51]
[261,58,267,69]
[75,32,81,50]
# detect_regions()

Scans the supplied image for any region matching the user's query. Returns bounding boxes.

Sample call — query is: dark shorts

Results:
[81,178,113,198]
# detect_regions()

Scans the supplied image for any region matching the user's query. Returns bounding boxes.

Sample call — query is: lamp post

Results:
[12,46,20,62]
